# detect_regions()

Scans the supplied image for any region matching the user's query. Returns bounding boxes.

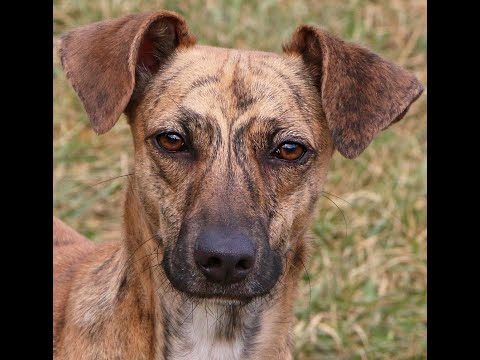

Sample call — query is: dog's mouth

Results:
[164,284,271,305]
[164,283,278,307]
[182,295,254,308]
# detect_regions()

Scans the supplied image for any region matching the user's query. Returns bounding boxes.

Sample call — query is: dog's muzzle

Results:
[162,223,282,302]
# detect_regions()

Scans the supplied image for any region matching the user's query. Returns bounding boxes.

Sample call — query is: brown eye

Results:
[154,132,186,152]
[274,142,306,161]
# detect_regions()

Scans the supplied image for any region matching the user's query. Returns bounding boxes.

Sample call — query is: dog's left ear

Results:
[283,25,424,159]
[58,11,196,134]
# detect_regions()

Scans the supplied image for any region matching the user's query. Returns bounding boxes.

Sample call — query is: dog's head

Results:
[59,11,423,303]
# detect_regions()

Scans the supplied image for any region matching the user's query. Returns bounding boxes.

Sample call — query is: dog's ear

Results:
[58,11,196,134]
[283,25,423,159]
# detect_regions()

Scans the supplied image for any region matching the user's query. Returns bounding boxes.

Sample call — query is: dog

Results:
[53,10,423,360]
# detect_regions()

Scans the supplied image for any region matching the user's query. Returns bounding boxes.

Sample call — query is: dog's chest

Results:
[166,304,245,360]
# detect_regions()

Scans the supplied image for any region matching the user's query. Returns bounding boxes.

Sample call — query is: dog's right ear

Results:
[283,25,423,159]
[58,11,196,134]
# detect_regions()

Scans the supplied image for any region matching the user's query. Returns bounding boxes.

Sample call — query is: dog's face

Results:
[59,11,422,302]
[132,47,334,300]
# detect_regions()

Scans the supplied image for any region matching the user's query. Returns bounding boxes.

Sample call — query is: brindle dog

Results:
[53,10,423,360]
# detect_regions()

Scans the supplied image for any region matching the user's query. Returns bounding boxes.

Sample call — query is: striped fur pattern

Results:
[54,10,423,359]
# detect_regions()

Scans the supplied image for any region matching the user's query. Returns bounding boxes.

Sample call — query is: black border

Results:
[6,1,53,356]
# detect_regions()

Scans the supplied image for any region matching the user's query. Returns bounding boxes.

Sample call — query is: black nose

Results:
[194,229,255,284]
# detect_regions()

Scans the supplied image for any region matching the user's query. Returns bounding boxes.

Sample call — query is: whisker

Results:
[91,173,135,187]
[164,88,183,111]
[321,193,348,239]
[322,190,352,206]
[117,233,160,283]
[64,172,135,196]
[179,302,200,328]
[297,257,312,310]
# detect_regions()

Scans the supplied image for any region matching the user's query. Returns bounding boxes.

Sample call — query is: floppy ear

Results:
[58,11,196,134]
[283,25,423,159]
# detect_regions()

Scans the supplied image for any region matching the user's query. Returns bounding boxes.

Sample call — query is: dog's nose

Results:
[194,229,255,284]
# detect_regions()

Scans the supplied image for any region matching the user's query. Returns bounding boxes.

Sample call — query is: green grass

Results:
[53,1,427,358]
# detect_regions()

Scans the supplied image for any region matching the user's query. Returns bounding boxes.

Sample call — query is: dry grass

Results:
[53,0,427,358]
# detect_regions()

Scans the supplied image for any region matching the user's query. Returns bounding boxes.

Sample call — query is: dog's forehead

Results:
[160,45,309,98]
[174,44,299,74]
[193,44,282,60]
[142,44,319,136]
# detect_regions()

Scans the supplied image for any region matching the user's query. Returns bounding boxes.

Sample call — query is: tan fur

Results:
[54,10,423,359]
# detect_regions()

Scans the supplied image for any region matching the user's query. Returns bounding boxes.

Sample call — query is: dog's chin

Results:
[189,296,251,307]
[164,278,275,306]
[208,297,246,306]
[173,287,274,307]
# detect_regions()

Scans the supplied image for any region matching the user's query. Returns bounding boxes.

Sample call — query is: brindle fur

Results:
[54,10,423,360]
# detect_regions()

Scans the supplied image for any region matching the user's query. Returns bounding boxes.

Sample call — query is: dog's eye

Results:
[154,132,186,152]
[273,142,306,161]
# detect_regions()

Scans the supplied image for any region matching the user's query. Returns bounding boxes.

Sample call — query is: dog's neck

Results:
[158,297,265,360]
[121,178,298,359]
[151,278,297,360]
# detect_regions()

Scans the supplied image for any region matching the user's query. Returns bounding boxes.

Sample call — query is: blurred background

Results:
[53,1,426,359]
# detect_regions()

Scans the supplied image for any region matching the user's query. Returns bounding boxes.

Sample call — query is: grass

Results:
[53,0,427,358]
